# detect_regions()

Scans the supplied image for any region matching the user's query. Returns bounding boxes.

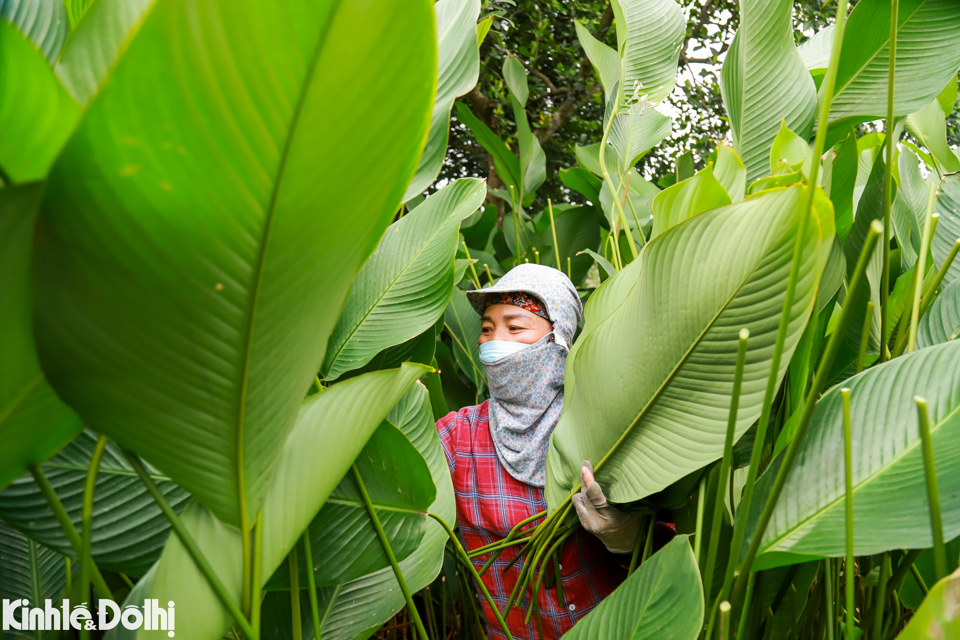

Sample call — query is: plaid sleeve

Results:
[436,410,459,474]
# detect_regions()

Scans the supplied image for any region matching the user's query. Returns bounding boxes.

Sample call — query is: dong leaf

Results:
[0,0,68,61]
[904,80,960,174]
[932,176,960,287]
[610,101,672,169]
[561,536,703,640]
[323,178,485,381]
[575,19,619,102]
[613,0,684,105]
[455,101,522,194]
[650,164,731,239]
[503,58,546,204]
[0,521,75,638]
[546,184,831,510]
[444,287,485,392]
[918,278,960,349]
[261,384,456,640]
[403,0,481,200]
[746,341,960,570]
[540,205,602,286]
[895,567,960,640]
[0,22,80,182]
[712,144,746,203]
[797,24,834,73]
[110,364,429,640]
[828,0,960,123]
[0,430,189,577]
[0,184,82,491]
[265,420,435,589]
[32,0,436,528]
[721,0,817,182]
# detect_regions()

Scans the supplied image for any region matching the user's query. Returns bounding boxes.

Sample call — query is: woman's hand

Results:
[572,460,643,554]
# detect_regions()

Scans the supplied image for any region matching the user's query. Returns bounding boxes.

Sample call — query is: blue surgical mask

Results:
[479,340,531,363]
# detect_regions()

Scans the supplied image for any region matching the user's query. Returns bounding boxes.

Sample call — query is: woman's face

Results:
[479,303,552,345]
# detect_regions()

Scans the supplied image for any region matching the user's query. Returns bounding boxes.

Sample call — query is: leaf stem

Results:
[29,466,113,601]
[705,329,749,606]
[914,397,948,581]
[124,450,259,640]
[548,199,563,271]
[825,558,835,640]
[730,220,882,607]
[251,508,264,631]
[351,464,429,640]
[919,239,960,318]
[289,544,302,640]
[301,528,322,640]
[842,388,856,640]
[80,434,108,640]
[428,512,514,640]
[879,0,899,364]
[461,242,483,290]
[856,302,873,373]
[908,183,939,353]
[598,108,638,260]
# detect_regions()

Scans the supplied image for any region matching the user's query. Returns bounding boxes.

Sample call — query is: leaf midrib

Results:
[326,207,466,375]
[591,193,813,500]
[830,1,925,106]
[324,497,429,516]
[761,389,960,554]
[233,0,344,526]
[0,374,44,431]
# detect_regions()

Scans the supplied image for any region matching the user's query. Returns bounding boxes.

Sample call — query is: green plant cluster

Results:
[1,1,960,640]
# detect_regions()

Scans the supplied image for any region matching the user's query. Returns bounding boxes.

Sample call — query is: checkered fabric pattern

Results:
[437,401,627,640]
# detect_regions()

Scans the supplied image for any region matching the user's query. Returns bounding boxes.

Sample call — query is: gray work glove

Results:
[572,460,643,555]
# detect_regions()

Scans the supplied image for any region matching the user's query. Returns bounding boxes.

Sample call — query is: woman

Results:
[436,264,647,640]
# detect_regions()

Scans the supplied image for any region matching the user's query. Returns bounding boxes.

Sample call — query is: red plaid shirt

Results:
[437,401,626,640]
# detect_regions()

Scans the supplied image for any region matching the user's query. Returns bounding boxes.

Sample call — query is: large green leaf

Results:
[932,175,960,287]
[904,80,960,174]
[574,19,618,102]
[323,178,485,380]
[403,0,481,200]
[610,101,672,169]
[561,536,703,640]
[746,341,960,570]
[0,0,68,61]
[455,102,522,194]
[264,383,457,640]
[0,184,82,491]
[828,0,960,123]
[612,0,684,105]
[797,23,834,73]
[109,364,428,640]
[52,0,155,108]
[444,287,485,392]
[32,0,436,528]
[0,429,189,577]
[546,184,831,510]
[895,567,960,640]
[712,144,747,203]
[0,22,80,182]
[650,164,731,239]
[540,205,602,286]
[720,0,817,181]
[918,277,960,349]
[265,420,435,589]
[0,521,75,640]
[503,57,546,204]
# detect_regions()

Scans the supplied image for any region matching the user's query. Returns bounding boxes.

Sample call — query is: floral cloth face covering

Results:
[467,264,583,487]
